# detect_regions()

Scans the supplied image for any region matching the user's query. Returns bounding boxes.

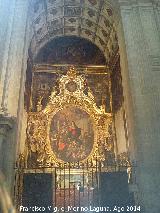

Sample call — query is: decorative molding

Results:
[118,0,159,10]
[150,55,160,72]
[29,0,119,62]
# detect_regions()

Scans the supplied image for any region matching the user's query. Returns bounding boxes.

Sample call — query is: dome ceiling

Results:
[30,0,118,62]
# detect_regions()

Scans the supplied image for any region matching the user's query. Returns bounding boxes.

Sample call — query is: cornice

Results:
[118,0,157,7]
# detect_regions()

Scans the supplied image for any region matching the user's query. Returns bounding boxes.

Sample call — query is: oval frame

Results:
[46,103,98,164]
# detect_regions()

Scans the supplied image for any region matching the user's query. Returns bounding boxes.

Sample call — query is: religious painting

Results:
[49,106,94,162]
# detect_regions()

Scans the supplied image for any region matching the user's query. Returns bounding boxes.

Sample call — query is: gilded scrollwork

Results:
[26,67,114,167]
[36,95,44,112]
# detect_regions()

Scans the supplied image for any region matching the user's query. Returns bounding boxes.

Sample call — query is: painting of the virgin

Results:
[49,107,94,162]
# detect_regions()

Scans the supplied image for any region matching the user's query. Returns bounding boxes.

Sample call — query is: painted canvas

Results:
[49,106,94,162]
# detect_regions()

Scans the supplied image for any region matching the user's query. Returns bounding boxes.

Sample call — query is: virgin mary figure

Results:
[67,121,82,145]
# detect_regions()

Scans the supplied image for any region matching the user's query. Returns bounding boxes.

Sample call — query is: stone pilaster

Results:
[0,114,15,190]
[0,0,30,193]
[0,115,13,149]
[0,0,16,113]
[0,0,30,117]
[118,0,160,212]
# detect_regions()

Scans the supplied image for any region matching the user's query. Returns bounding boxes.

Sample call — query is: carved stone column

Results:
[118,0,160,212]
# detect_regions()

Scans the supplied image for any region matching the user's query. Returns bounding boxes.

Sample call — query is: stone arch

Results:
[29,0,119,63]
[26,0,135,162]
[34,35,107,65]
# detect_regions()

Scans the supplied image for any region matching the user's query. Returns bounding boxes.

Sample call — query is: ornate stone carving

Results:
[30,0,118,60]
[64,7,81,16]
[88,0,97,6]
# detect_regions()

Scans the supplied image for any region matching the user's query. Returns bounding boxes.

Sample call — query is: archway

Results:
[15,0,136,211]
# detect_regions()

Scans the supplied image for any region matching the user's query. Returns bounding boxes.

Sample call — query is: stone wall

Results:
[0,0,30,194]
[0,1,160,212]
[118,0,160,212]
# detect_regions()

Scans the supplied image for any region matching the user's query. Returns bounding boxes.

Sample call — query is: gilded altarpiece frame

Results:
[26,67,114,167]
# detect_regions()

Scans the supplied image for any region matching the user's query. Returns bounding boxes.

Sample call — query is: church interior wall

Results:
[0,0,134,199]
[115,16,136,162]
[114,107,127,154]
[118,1,160,212]
[0,0,160,212]
[0,0,31,195]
